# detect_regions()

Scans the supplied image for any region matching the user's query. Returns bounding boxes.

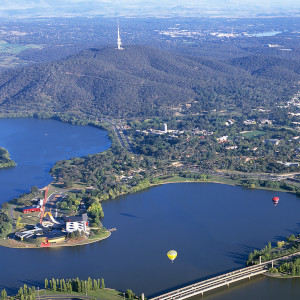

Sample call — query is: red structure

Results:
[40,237,50,247]
[43,188,48,206]
[22,206,41,214]
[39,187,48,224]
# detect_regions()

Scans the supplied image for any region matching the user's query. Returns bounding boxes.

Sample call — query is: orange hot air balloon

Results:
[272,197,279,206]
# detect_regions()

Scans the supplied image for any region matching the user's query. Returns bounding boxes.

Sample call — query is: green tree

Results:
[81,281,85,294]
[30,186,39,196]
[64,181,73,188]
[126,289,134,299]
[1,289,7,299]
[62,279,67,292]
[267,241,272,252]
[45,278,48,290]
[52,279,57,291]
[23,284,28,295]
[93,279,98,290]
[76,277,82,293]
[101,278,105,289]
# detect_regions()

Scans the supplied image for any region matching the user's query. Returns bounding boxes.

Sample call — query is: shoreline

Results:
[0,231,111,249]
[150,176,297,195]
[265,273,300,279]
[2,174,294,250]
[1,115,299,250]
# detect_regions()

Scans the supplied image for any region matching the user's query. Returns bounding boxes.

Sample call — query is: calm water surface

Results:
[0,118,300,299]
[251,31,282,37]
[0,118,110,203]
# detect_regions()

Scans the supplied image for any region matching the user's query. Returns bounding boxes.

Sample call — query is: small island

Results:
[0,147,16,169]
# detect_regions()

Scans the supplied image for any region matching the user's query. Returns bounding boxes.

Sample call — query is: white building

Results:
[164,123,168,132]
[65,213,88,233]
[243,120,256,125]
[225,145,238,150]
[217,136,228,142]
[264,139,280,146]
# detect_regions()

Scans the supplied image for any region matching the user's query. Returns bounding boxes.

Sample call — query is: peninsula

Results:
[0,147,16,169]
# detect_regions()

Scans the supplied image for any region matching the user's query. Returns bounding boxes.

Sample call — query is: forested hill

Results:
[0,45,298,118]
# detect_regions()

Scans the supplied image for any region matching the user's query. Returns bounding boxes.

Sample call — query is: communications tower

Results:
[117,23,124,50]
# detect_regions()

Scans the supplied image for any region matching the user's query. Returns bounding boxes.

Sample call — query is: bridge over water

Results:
[150,251,300,300]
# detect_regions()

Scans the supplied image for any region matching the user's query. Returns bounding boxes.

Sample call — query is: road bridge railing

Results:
[150,251,300,300]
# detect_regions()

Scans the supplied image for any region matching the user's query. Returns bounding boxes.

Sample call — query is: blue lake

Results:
[0,118,300,299]
[251,31,282,37]
[0,118,110,203]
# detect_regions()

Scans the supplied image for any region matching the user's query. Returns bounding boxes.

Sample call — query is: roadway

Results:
[102,118,135,153]
[44,192,67,216]
[150,251,300,300]
[150,264,268,300]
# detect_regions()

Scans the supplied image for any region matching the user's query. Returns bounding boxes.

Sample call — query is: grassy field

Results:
[0,40,42,54]
[89,228,111,241]
[240,130,266,138]
[42,288,125,299]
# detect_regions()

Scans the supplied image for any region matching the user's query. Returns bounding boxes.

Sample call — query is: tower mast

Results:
[117,22,123,50]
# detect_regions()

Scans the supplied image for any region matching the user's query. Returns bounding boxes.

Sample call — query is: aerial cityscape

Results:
[0,0,300,299]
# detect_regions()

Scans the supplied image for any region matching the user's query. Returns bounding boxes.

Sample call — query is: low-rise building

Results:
[260,119,272,125]
[64,213,88,233]
[217,136,228,143]
[225,145,238,150]
[225,119,235,126]
[22,205,41,214]
[243,120,256,125]
[264,139,280,146]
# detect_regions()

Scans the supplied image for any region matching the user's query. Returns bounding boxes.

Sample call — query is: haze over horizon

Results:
[0,0,299,18]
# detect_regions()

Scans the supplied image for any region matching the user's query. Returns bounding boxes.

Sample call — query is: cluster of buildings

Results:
[136,123,184,137]
[15,194,90,246]
[136,123,214,139]
[277,161,300,167]
[15,211,89,245]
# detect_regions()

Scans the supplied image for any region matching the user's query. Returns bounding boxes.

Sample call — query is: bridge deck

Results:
[150,251,300,300]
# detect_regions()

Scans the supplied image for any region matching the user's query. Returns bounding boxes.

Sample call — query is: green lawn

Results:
[240,130,266,138]
[40,288,124,299]
[0,40,42,54]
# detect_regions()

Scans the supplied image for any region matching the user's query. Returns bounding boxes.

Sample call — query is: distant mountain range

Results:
[0,0,299,18]
[0,45,299,118]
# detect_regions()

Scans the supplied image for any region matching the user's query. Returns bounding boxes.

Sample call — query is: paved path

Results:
[35,294,100,300]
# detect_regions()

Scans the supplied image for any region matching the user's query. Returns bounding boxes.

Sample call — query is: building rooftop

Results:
[64,213,88,223]
[22,205,40,210]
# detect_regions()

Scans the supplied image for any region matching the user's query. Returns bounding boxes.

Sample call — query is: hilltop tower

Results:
[117,23,124,50]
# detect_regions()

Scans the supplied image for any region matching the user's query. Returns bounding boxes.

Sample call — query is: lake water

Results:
[0,118,110,203]
[0,118,300,299]
[251,31,282,37]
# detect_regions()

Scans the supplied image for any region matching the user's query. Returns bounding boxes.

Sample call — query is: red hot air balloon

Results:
[272,197,279,206]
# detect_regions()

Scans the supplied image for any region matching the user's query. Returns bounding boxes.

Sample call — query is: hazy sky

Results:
[0,0,299,18]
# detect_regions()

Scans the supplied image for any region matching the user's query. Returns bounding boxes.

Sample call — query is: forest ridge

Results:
[0,45,299,118]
